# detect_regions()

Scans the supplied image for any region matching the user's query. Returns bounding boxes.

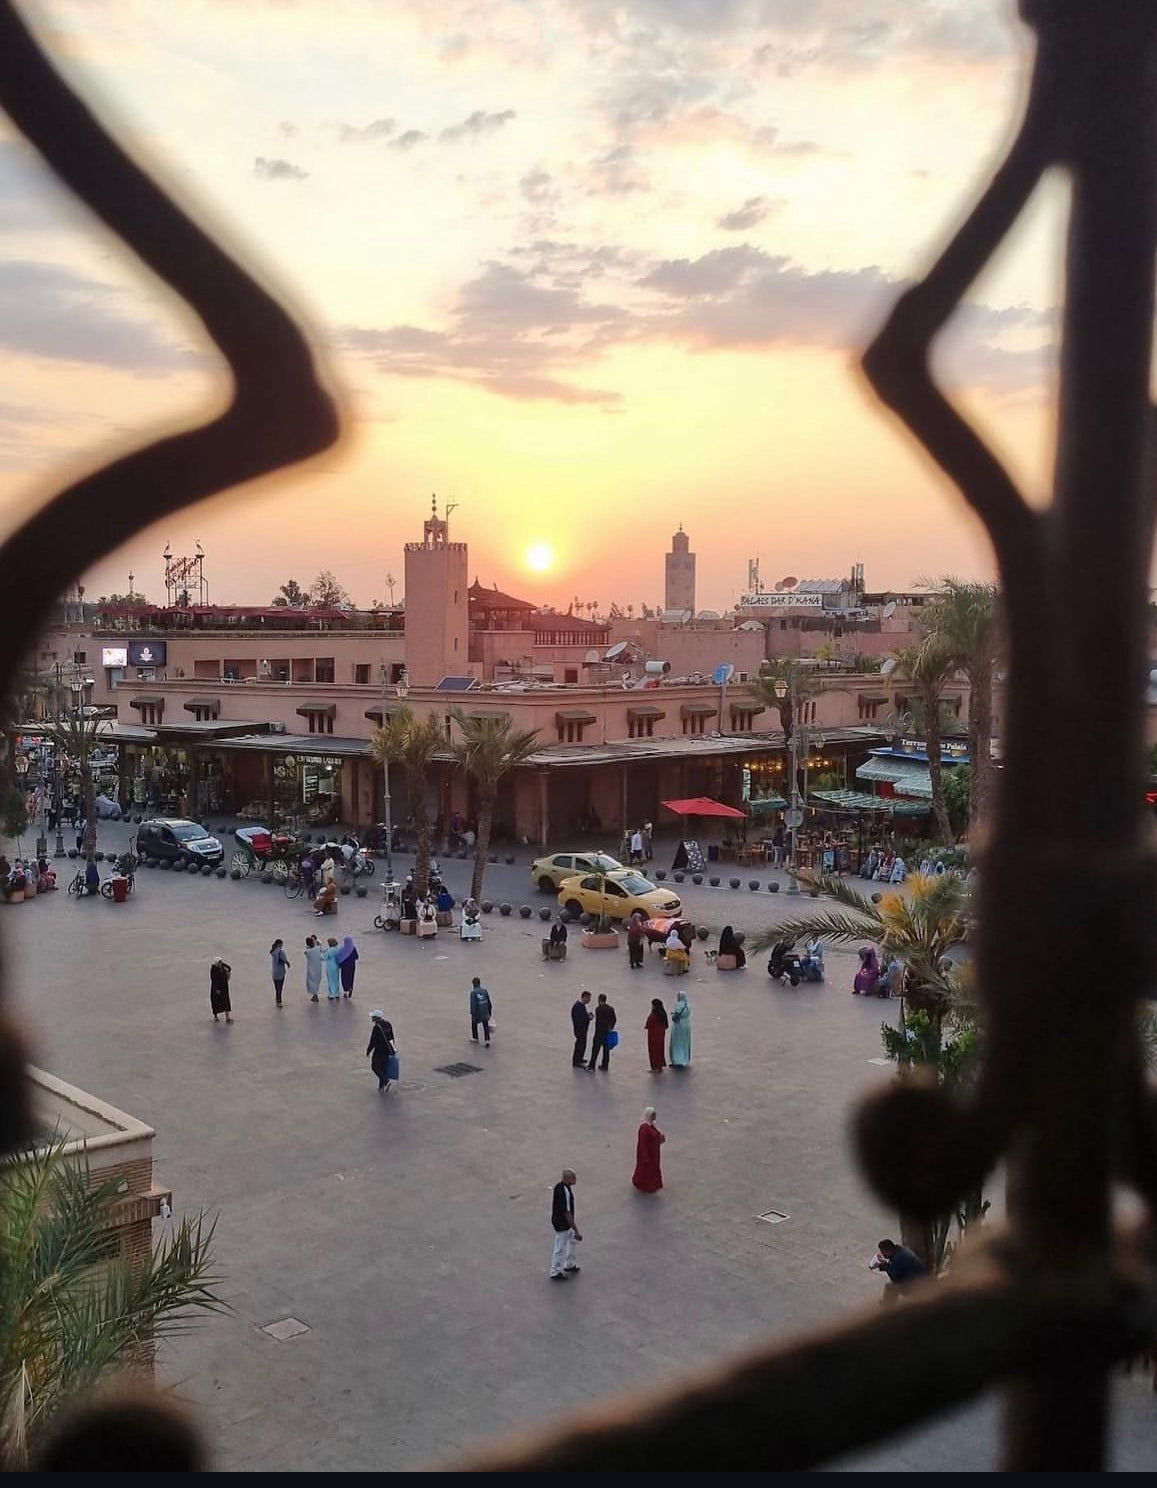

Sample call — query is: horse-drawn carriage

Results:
[230,825,309,882]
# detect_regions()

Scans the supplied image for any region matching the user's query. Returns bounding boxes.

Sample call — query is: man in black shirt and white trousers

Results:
[550,1169,582,1280]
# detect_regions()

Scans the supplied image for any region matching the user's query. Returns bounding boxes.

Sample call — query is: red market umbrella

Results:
[660,797,747,820]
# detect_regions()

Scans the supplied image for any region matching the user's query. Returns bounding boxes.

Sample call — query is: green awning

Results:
[809,788,930,817]
[748,794,788,811]
[857,756,933,798]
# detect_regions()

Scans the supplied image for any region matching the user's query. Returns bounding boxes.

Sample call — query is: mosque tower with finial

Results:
[403,495,470,686]
[665,524,696,614]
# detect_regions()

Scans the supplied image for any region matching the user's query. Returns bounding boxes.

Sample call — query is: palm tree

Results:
[894,634,958,846]
[922,579,1001,826]
[0,1140,226,1468]
[749,658,814,755]
[755,872,971,1267]
[41,711,104,861]
[370,709,445,896]
[450,712,540,900]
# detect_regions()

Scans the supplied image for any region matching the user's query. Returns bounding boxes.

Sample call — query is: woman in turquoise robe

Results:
[669,990,692,1069]
[323,936,342,1001]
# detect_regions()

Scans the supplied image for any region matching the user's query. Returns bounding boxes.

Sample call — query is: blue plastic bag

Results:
[386,1053,400,1081]
[606,1030,620,1050]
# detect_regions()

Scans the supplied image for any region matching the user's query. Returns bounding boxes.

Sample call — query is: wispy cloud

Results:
[389,129,427,151]
[253,156,308,181]
[337,117,397,142]
[716,195,775,231]
[439,108,517,143]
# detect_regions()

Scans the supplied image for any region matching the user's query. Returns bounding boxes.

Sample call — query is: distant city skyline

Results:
[1,2,1055,610]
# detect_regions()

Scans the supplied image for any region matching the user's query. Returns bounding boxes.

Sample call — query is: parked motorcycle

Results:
[767,940,803,987]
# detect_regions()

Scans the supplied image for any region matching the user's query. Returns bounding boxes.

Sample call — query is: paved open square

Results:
[3,828,1154,1470]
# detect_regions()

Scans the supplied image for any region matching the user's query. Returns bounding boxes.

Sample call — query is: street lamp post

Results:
[774,672,803,895]
[378,667,395,886]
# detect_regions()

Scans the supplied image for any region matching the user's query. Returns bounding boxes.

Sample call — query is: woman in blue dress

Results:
[668,990,692,1069]
[323,936,342,1001]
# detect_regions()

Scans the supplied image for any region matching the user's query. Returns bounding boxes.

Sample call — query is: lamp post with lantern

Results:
[773,673,805,894]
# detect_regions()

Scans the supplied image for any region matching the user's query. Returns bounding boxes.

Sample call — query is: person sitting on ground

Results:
[879,955,904,998]
[313,879,338,916]
[37,858,57,890]
[718,924,746,968]
[870,1238,927,1300]
[664,924,690,973]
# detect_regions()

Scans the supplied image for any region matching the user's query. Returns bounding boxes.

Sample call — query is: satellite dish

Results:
[782,576,798,589]
[880,657,897,676]
[774,580,785,592]
[713,663,734,686]
[882,601,897,619]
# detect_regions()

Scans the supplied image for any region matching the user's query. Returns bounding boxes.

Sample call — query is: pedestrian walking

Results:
[322,936,342,1001]
[337,935,358,998]
[549,1168,582,1280]
[209,958,233,1023]
[645,998,668,1072]
[626,911,646,970]
[571,990,592,1067]
[629,827,644,866]
[632,1106,665,1193]
[643,820,653,862]
[669,989,692,1069]
[469,976,493,1045]
[75,815,86,854]
[270,938,290,1007]
[304,934,323,1001]
[587,993,617,1071]
[366,1010,397,1091]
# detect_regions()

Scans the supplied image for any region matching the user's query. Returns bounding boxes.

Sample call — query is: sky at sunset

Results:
[0,0,1063,613]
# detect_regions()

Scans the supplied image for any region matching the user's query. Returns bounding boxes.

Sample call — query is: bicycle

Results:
[283,868,306,900]
[67,871,89,897]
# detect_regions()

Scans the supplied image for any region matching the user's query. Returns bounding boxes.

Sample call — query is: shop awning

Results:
[129,695,164,708]
[627,705,666,721]
[731,703,766,717]
[555,709,597,725]
[183,697,220,712]
[296,702,337,719]
[810,788,931,817]
[680,702,718,717]
[661,796,747,819]
[363,705,404,724]
[856,756,933,798]
[860,692,889,704]
[748,794,788,811]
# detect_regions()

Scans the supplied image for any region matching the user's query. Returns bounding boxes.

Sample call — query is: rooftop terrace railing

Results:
[1,0,1156,1471]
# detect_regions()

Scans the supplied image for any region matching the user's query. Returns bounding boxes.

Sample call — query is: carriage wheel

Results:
[270,858,291,884]
[230,850,251,878]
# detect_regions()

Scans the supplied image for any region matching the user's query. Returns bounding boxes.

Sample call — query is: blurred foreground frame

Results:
[2,0,1156,1473]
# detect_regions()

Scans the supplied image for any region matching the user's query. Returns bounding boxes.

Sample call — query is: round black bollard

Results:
[655,869,667,880]
[730,877,741,889]
[481,900,494,913]
[499,902,512,916]
[488,853,498,863]
[160,860,172,871]
[696,925,709,941]
[673,872,684,883]
[230,868,241,880]
[216,867,227,879]
[579,912,593,927]
[355,884,368,897]
[538,906,552,921]
[201,864,213,876]
[340,883,351,895]
[692,873,703,885]
[94,851,104,863]
[67,849,78,859]
[133,814,142,824]
[172,860,185,873]
[749,880,761,891]
[519,905,532,919]
[768,881,780,893]
[735,931,746,946]
[260,871,273,884]
[709,876,720,887]
[505,855,515,865]
[870,892,882,904]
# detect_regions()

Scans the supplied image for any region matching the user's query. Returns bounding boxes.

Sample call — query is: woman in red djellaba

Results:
[644,998,668,1072]
[632,1106,665,1193]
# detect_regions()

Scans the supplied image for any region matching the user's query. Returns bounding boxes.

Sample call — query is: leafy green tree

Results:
[41,713,104,860]
[749,658,815,756]
[894,634,957,845]
[309,571,352,609]
[0,1141,225,1467]
[943,764,971,837]
[370,709,445,896]
[450,712,540,900]
[922,579,1000,825]
[757,872,972,1267]
[271,579,308,608]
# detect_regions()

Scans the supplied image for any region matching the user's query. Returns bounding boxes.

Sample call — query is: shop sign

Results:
[893,735,969,761]
[101,646,128,667]
[738,592,825,610]
[129,640,167,666]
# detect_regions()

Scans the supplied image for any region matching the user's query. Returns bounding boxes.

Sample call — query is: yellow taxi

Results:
[556,870,682,921]
[530,850,624,892]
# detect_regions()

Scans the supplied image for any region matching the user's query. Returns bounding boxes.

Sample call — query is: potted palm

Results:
[581,869,620,950]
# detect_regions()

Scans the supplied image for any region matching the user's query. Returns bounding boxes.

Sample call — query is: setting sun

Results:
[525,541,554,573]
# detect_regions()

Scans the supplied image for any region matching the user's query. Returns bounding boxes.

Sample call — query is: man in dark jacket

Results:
[571,990,592,1068]
[469,977,493,1045]
[549,1168,582,1280]
[587,993,617,1071]
[871,1238,927,1299]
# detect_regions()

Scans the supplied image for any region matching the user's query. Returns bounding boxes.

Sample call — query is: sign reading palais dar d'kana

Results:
[738,592,825,610]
